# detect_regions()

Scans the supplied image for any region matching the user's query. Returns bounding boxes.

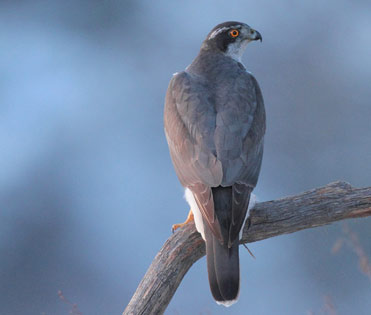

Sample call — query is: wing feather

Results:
[164,72,223,241]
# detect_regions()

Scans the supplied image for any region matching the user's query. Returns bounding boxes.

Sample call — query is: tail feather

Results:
[198,186,243,306]
[213,235,239,301]
[205,223,240,306]
[205,231,224,302]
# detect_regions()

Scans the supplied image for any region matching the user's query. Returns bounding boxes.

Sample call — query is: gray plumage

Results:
[164,21,266,305]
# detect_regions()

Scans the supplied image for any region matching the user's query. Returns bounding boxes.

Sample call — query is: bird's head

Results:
[202,21,262,62]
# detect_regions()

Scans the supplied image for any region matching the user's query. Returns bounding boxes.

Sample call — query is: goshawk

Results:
[164,21,266,306]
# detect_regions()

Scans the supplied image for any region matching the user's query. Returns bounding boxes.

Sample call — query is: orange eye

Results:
[229,29,239,38]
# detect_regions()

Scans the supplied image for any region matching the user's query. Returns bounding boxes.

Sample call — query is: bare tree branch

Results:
[123,181,371,315]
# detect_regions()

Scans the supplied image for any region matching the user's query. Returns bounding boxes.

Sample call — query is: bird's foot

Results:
[172,209,194,233]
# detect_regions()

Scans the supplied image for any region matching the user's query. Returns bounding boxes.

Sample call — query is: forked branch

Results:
[123,181,371,315]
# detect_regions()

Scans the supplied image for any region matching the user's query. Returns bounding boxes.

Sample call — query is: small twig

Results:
[242,243,256,259]
[58,290,83,315]
[332,222,371,280]
[323,295,337,315]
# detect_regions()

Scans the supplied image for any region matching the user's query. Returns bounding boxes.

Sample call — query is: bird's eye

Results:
[250,29,254,34]
[229,29,239,38]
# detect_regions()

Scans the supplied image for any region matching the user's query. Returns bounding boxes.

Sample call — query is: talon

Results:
[172,209,194,233]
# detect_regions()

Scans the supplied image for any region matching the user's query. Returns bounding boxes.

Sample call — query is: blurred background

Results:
[1,1,370,314]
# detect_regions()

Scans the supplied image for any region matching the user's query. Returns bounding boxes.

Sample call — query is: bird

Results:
[164,21,266,306]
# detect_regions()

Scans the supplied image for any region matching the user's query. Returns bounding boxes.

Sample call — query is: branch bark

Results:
[123,181,371,315]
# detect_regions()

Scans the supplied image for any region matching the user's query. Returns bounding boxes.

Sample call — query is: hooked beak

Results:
[252,30,262,42]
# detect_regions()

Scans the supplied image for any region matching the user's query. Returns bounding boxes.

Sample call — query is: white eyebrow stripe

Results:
[208,25,241,39]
